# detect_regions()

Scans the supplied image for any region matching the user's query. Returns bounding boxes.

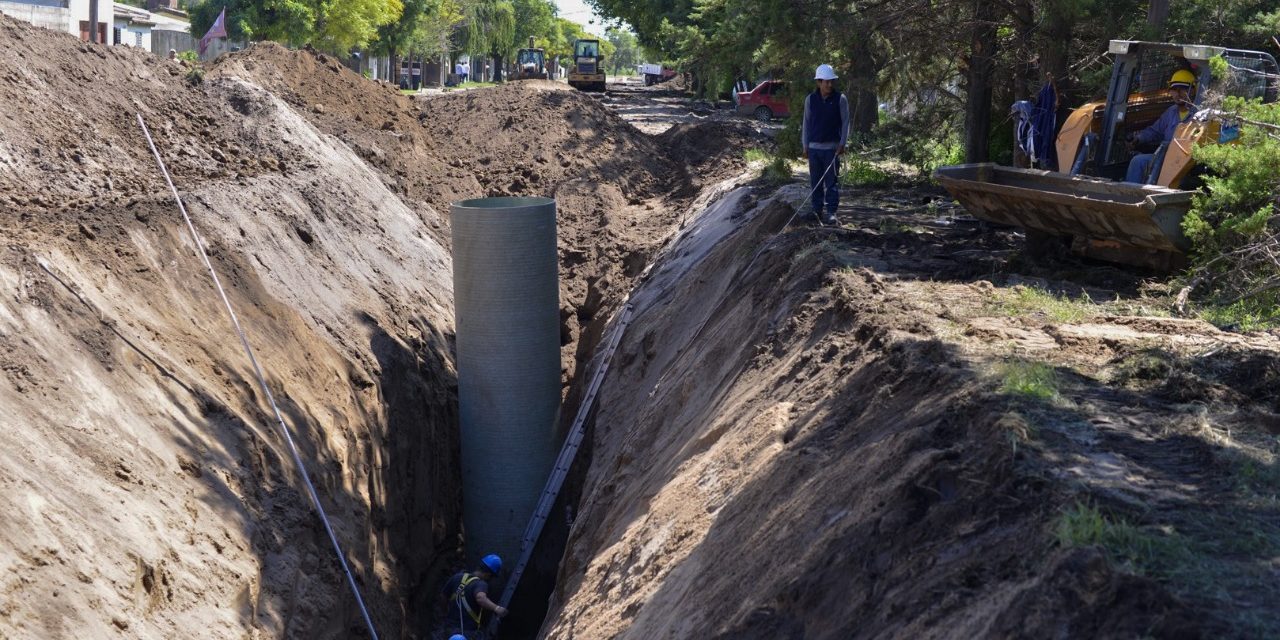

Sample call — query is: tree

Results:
[605,26,640,74]
[316,0,404,52]
[189,0,404,52]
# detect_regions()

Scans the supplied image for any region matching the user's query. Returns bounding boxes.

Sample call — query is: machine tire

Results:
[754,106,773,122]
[1024,229,1072,262]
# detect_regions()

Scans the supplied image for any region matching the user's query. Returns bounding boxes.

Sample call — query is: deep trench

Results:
[384,178,747,638]
[378,211,682,640]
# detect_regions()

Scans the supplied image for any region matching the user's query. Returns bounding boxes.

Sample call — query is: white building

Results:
[0,0,114,43]
[112,2,153,50]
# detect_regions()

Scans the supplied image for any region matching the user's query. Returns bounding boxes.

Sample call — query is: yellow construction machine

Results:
[935,41,1279,269]
[515,37,548,80]
[568,38,606,92]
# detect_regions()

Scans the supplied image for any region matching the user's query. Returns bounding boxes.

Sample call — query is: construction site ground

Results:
[1,15,1278,639]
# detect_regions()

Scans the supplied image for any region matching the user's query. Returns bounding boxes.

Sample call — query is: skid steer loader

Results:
[935,40,1279,269]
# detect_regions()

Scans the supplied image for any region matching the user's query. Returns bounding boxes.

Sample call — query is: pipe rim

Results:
[453,196,556,211]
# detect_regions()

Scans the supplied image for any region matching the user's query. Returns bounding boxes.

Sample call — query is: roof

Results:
[113,3,156,26]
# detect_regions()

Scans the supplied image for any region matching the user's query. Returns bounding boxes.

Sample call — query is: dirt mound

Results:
[0,12,759,639]
[0,17,280,206]
[656,120,767,170]
[210,48,740,390]
[544,188,1200,638]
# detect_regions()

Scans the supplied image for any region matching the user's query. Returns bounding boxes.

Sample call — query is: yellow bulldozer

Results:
[935,40,1279,269]
[568,38,606,92]
[515,37,547,81]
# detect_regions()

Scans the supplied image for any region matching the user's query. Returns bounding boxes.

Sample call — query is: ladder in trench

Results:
[493,302,634,623]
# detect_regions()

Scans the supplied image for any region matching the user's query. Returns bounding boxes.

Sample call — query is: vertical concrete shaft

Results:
[451,196,560,571]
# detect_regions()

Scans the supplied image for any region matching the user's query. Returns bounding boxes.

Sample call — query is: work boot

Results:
[821,211,838,226]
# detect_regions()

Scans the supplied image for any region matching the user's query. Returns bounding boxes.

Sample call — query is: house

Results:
[0,0,114,42]
[112,2,153,50]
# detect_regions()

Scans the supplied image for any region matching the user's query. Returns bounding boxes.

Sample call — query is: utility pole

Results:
[88,0,99,43]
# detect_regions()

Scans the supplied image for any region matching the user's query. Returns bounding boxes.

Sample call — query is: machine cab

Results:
[1061,41,1278,186]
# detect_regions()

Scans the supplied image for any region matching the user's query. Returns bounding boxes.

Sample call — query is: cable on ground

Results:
[137,113,379,640]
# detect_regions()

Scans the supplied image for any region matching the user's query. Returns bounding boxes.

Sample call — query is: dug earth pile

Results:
[4,12,1280,640]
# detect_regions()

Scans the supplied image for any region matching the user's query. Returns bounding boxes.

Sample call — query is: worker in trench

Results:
[1124,68,1197,184]
[437,554,508,639]
[801,63,851,226]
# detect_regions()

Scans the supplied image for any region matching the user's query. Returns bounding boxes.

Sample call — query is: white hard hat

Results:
[814,64,837,80]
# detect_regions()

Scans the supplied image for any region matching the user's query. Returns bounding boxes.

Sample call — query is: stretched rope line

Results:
[136,113,379,640]
[782,151,841,228]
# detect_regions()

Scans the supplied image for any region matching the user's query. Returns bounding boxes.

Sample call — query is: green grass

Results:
[1056,499,1280,637]
[743,147,771,163]
[992,285,1096,323]
[839,158,893,187]
[1054,503,1192,574]
[762,157,793,185]
[998,359,1060,402]
[1197,299,1280,332]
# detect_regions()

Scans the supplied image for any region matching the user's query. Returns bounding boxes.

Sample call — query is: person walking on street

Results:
[438,554,507,639]
[801,63,850,225]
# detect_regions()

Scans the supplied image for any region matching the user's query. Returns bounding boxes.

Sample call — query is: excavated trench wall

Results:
[0,15,765,639]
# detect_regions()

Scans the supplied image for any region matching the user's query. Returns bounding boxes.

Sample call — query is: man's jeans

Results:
[808,147,839,214]
[1125,153,1154,184]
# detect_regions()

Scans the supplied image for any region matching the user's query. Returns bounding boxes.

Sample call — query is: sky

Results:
[553,0,616,37]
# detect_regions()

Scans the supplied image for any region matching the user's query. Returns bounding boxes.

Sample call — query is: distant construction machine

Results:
[568,38,606,92]
[935,40,1278,269]
[515,37,547,80]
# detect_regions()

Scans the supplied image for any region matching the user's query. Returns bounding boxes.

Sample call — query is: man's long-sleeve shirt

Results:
[802,91,850,151]
[1134,104,1192,146]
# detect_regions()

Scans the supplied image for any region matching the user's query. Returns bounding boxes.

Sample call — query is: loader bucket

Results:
[934,163,1194,255]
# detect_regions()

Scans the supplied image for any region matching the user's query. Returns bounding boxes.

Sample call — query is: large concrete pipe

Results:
[451,196,561,572]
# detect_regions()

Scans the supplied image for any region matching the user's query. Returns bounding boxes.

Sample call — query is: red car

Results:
[736,80,790,121]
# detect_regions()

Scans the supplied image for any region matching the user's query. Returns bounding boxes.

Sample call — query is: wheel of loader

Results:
[1024,229,1072,262]
[754,106,773,122]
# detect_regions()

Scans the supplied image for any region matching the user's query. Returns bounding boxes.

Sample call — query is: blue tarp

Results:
[1012,82,1058,170]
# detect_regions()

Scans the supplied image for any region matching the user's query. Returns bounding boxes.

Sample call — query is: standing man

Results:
[439,554,507,639]
[801,64,850,225]
[1124,69,1197,184]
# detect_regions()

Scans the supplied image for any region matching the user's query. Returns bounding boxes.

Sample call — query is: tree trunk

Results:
[492,53,505,82]
[847,36,879,141]
[963,0,999,163]
[1147,0,1170,38]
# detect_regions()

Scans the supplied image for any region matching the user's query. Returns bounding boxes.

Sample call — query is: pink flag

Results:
[198,8,227,56]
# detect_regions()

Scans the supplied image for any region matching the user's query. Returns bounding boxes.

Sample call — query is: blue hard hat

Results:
[481,554,503,575]
[450,635,467,640]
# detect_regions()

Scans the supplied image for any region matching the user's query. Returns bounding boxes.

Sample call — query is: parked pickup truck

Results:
[638,63,677,86]
[736,80,790,121]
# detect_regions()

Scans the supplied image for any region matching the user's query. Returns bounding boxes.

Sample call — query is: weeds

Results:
[1054,503,1191,575]
[762,157,793,185]
[999,359,1059,402]
[743,147,770,164]
[1197,298,1280,331]
[185,66,204,86]
[992,285,1096,323]
[839,158,892,187]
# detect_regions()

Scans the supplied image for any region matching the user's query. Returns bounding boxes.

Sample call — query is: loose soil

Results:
[544,182,1280,638]
[3,11,1278,640]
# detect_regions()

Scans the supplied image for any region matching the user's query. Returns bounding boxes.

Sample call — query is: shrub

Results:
[1180,97,1280,328]
[839,157,892,186]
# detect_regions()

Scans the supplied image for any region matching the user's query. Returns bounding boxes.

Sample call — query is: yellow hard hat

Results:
[1168,69,1196,88]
